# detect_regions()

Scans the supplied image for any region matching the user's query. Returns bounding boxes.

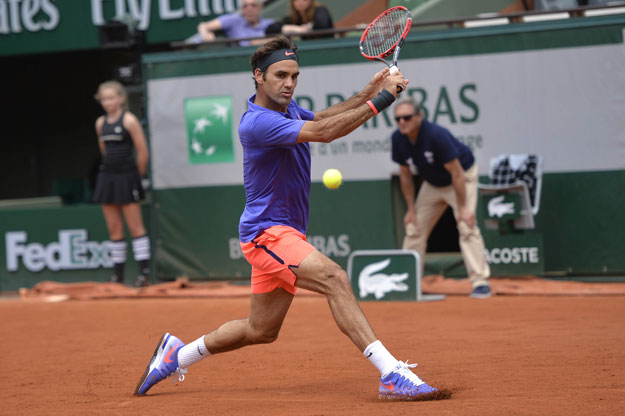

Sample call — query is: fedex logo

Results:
[5,230,112,272]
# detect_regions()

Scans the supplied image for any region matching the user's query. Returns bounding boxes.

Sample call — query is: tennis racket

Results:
[359,6,412,92]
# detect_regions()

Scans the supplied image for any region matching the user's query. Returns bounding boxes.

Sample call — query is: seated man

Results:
[196,0,274,46]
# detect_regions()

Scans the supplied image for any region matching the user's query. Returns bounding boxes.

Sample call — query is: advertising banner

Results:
[0,204,152,290]
[483,232,544,275]
[0,0,242,56]
[350,254,418,301]
[147,41,625,190]
[347,249,445,302]
[1,205,118,290]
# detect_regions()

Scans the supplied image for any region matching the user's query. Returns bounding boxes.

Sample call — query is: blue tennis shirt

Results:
[238,95,315,242]
[391,119,474,187]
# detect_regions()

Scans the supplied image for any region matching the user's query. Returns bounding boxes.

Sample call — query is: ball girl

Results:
[93,81,151,287]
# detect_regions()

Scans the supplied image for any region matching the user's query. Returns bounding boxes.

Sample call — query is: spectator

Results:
[196,0,273,46]
[266,0,334,38]
[390,96,492,299]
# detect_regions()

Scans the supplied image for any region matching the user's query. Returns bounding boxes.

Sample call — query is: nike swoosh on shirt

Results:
[163,341,182,363]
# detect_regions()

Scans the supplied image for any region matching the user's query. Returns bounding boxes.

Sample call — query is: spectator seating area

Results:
[173,0,625,49]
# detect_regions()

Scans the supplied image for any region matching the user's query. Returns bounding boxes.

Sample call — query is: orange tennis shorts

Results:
[240,225,317,295]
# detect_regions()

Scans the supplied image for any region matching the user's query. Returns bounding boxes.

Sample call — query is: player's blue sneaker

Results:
[134,333,187,396]
[379,361,439,400]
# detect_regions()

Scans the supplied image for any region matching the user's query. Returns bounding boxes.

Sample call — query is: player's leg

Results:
[121,203,150,287]
[134,289,294,396]
[444,164,491,297]
[200,288,294,354]
[193,226,307,353]
[135,226,302,395]
[101,204,126,283]
[403,182,448,270]
[294,250,375,350]
[294,250,441,400]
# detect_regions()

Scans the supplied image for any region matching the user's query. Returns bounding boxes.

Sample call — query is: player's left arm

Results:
[125,113,149,176]
[444,158,474,228]
[314,67,390,121]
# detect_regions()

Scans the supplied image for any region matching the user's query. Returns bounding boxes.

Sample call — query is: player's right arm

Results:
[95,116,105,155]
[297,71,406,143]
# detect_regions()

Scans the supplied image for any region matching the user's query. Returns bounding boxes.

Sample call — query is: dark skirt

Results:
[93,170,145,205]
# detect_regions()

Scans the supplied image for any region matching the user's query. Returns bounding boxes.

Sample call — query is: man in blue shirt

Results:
[135,36,448,401]
[391,96,491,299]
[196,0,274,46]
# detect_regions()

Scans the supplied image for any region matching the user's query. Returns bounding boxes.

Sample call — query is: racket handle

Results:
[389,65,404,93]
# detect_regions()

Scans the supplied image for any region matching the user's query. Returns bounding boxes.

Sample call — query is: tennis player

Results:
[134,35,442,400]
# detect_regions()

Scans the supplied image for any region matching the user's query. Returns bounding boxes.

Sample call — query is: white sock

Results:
[132,235,151,261]
[363,340,399,377]
[109,240,127,264]
[178,336,211,369]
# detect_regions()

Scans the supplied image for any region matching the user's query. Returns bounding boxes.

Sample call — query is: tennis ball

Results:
[322,168,342,189]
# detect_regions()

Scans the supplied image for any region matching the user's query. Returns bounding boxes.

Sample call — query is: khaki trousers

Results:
[403,164,490,288]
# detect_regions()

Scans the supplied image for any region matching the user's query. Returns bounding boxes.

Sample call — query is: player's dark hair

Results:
[250,35,298,89]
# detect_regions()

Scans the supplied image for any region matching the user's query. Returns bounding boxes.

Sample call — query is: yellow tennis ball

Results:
[323,168,342,189]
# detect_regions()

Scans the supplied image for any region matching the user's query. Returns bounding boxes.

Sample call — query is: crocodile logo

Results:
[487,195,515,218]
[358,258,409,300]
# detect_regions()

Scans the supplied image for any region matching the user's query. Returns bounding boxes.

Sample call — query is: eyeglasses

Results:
[394,114,414,122]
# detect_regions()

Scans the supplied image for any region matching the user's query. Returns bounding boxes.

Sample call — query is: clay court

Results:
[3,287,625,415]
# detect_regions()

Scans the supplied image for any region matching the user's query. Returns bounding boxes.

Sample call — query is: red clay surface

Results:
[3,294,625,415]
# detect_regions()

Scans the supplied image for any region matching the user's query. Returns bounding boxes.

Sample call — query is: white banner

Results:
[148,41,625,189]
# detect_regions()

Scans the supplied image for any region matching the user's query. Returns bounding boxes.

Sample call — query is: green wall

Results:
[536,170,625,275]
[3,167,622,290]
[152,181,395,279]
[151,170,625,279]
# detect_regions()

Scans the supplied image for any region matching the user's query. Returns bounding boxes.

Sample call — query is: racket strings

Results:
[362,10,409,58]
